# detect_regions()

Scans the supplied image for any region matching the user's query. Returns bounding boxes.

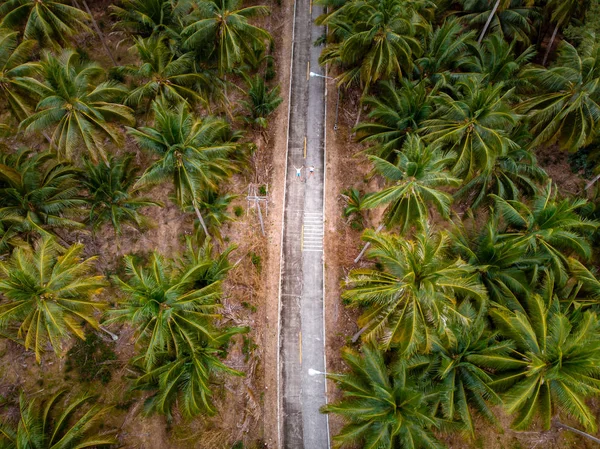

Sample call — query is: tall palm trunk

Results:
[543,22,560,66]
[478,0,501,43]
[76,0,117,66]
[553,420,600,444]
[192,200,211,238]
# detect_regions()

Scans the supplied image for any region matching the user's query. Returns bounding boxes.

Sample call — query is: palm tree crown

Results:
[323,344,445,449]
[362,134,460,233]
[519,38,600,152]
[0,237,106,362]
[0,149,85,249]
[20,50,135,163]
[181,0,271,74]
[0,391,115,449]
[0,0,90,48]
[343,227,486,352]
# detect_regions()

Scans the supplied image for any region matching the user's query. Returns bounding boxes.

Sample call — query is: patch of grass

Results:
[266,58,276,81]
[258,185,267,196]
[234,205,244,217]
[65,332,117,385]
[250,252,262,273]
[241,301,257,313]
[242,336,258,363]
[232,442,244,449]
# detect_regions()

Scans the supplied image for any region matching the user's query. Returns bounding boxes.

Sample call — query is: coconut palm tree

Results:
[108,240,234,369]
[451,216,539,312]
[181,0,271,75]
[0,237,106,362]
[355,80,435,161]
[542,0,585,65]
[408,308,512,436]
[111,0,185,40]
[518,38,600,152]
[323,344,445,449]
[416,17,477,87]
[362,134,461,233]
[239,74,283,129]
[190,191,236,242]
[492,181,598,285]
[421,77,519,179]
[316,0,426,90]
[490,275,600,431]
[0,391,115,449]
[128,101,241,237]
[343,226,486,352]
[458,0,538,45]
[454,144,546,209]
[469,34,536,90]
[0,149,86,249]
[122,35,216,109]
[0,30,38,122]
[132,326,245,419]
[81,154,161,236]
[20,50,135,163]
[0,0,90,48]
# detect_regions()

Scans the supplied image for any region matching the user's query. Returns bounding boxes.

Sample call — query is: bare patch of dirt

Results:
[536,143,584,195]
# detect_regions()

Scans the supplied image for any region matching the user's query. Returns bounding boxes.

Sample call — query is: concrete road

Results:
[277,0,329,446]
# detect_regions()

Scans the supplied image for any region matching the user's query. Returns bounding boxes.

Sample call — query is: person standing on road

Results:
[294,165,304,181]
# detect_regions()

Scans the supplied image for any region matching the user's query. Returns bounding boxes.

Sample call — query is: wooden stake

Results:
[256,198,266,236]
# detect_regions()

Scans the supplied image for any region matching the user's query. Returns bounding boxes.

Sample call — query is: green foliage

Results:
[519,37,600,152]
[0,149,85,251]
[234,205,244,217]
[19,50,135,163]
[362,134,460,232]
[323,344,445,449]
[250,251,262,273]
[0,237,106,362]
[343,226,486,352]
[0,391,116,449]
[65,332,117,385]
[240,74,283,128]
[0,0,90,48]
[181,0,271,74]
[81,154,161,236]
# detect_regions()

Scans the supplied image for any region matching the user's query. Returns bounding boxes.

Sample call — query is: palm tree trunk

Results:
[478,0,501,44]
[543,22,560,66]
[79,0,117,66]
[354,223,385,263]
[553,420,600,444]
[192,201,211,239]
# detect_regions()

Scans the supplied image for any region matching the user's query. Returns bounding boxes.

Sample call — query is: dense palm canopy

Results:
[457,0,537,45]
[111,0,185,40]
[355,80,434,160]
[316,0,426,90]
[129,101,241,234]
[0,391,115,449]
[81,154,160,236]
[181,0,271,74]
[492,181,598,285]
[122,35,215,108]
[0,0,90,48]
[490,275,600,431]
[408,310,507,435]
[20,50,135,163]
[108,240,233,369]
[362,134,460,232]
[343,227,486,352]
[0,149,85,250]
[323,344,445,449]
[0,237,106,362]
[0,30,37,122]
[239,74,283,128]
[519,38,600,152]
[421,78,519,179]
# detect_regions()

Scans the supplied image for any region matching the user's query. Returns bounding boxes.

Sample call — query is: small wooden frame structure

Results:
[246,183,269,236]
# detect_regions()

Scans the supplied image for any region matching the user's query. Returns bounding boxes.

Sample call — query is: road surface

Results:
[277,0,329,446]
